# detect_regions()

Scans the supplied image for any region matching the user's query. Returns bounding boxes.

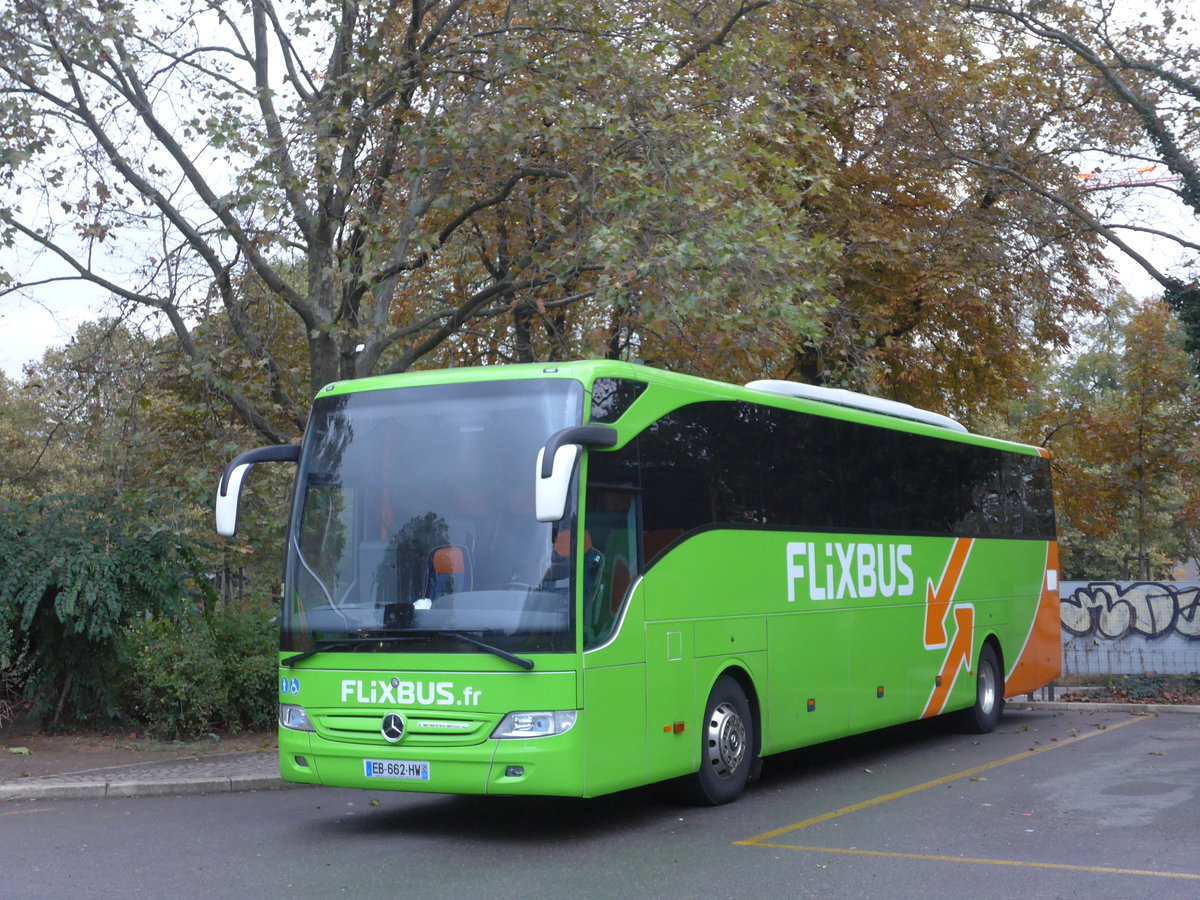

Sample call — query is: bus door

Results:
[579,488,653,795]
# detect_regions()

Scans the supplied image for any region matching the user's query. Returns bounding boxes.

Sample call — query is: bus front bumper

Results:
[278,723,585,797]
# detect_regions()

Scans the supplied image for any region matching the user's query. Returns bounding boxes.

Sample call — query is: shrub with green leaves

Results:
[124,606,277,739]
[0,493,214,730]
[123,614,226,739]
[210,606,279,732]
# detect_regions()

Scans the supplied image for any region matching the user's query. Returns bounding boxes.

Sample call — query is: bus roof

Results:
[317,360,1040,455]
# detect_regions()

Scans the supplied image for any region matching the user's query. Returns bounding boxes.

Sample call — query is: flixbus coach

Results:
[215,361,1060,804]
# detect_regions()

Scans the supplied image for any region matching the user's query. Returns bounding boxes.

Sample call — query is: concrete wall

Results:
[1060,581,1200,675]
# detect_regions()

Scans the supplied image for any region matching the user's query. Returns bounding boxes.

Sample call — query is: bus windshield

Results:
[284,378,585,656]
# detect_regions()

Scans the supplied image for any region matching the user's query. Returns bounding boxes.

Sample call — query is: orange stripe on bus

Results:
[924,538,973,648]
[923,605,975,718]
[1005,541,1063,697]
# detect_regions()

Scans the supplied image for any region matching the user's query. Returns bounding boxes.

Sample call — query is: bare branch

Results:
[949,152,1180,292]
[1107,222,1200,254]
[251,0,315,243]
[257,0,319,101]
[961,1,1200,212]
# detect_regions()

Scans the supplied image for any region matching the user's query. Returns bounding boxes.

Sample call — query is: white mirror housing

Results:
[215,463,252,536]
[533,425,618,523]
[535,444,581,522]
[215,444,301,537]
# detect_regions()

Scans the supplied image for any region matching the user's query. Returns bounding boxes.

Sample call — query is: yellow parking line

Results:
[744,844,1200,881]
[737,714,1146,845]
[735,715,1200,879]
[1,806,56,816]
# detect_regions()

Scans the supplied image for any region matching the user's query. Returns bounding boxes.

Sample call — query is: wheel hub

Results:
[979,659,997,715]
[705,700,746,779]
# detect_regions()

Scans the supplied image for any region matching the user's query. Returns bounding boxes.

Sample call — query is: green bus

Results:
[216,360,1060,804]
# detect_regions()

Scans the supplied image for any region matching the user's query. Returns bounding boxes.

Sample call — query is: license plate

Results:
[364,759,431,781]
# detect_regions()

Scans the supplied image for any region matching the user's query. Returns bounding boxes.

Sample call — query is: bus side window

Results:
[583,489,639,648]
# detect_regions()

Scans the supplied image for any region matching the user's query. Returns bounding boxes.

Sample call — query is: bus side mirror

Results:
[535,426,618,522]
[215,444,301,536]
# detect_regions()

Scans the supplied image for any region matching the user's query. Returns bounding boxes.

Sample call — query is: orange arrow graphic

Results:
[923,604,975,718]
[924,538,973,648]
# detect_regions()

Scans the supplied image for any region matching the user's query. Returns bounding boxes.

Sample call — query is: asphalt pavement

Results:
[1,700,1196,803]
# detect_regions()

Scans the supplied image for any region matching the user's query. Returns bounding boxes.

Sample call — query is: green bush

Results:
[125,605,277,739]
[210,606,278,731]
[0,493,213,730]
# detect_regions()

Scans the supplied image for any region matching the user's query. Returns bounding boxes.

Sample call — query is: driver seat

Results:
[425,545,472,600]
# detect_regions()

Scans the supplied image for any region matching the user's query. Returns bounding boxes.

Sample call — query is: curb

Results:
[0,772,296,803]
[1018,700,1200,715]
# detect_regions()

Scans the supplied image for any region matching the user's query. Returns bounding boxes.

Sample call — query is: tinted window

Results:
[840,420,907,531]
[638,403,761,537]
[760,406,843,529]
[590,378,648,424]
[1007,452,1056,537]
[596,401,762,565]
[588,398,1056,575]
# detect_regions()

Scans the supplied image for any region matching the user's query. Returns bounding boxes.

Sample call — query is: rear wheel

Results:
[687,675,754,805]
[958,642,1004,734]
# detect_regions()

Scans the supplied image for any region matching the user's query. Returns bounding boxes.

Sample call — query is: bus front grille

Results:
[314,710,495,746]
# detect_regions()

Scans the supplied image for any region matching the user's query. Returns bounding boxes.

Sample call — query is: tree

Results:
[1,0,833,441]
[5,0,1180,447]
[1,316,287,605]
[729,0,1110,420]
[0,319,282,728]
[1025,296,1200,578]
[0,318,160,501]
[957,0,1200,354]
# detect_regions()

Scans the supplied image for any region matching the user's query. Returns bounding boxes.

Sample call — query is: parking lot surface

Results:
[728,706,1199,897]
[2,706,1197,898]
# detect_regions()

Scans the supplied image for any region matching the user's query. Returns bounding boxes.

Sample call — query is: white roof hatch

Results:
[745,380,968,433]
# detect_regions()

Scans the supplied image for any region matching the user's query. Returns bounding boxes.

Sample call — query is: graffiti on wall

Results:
[1060,582,1200,639]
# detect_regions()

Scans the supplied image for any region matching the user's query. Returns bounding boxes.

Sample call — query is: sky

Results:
[0,242,119,378]
[0,290,109,378]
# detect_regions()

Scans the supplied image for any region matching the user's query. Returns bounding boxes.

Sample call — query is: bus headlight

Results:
[491,710,577,739]
[279,703,316,732]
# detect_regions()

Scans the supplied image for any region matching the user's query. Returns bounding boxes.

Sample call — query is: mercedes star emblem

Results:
[381,713,405,743]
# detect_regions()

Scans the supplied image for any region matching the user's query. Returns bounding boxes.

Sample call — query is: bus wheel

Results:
[688,675,753,805]
[958,643,1004,734]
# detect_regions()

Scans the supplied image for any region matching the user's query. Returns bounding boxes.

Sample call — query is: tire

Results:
[958,642,1004,734]
[686,675,754,805]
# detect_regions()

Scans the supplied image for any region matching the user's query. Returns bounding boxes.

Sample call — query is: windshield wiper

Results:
[282,636,423,667]
[435,630,535,670]
[366,628,535,670]
[281,631,535,670]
